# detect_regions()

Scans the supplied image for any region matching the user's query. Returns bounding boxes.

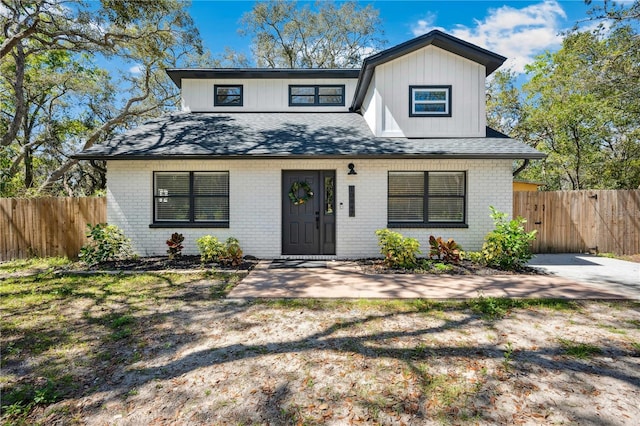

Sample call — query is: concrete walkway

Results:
[229,259,637,299]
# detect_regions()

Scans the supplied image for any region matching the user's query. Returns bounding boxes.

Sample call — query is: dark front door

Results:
[282,170,336,255]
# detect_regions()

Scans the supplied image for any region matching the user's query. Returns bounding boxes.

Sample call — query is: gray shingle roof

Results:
[75,112,545,160]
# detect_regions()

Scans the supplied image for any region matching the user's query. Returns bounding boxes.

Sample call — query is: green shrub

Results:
[463,251,483,264]
[417,259,455,273]
[166,232,184,260]
[196,235,226,263]
[480,207,537,270]
[197,235,244,266]
[220,237,244,266]
[428,236,462,263]
[375,229,421,269]
[79,223,134,264]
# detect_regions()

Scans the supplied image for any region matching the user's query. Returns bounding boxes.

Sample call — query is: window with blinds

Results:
[388,171,466,226]
[154,172,229,226]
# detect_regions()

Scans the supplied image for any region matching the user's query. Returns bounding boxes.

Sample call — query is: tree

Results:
[486,69,542,184]
[239,0,385,68]
[486,70,528,140]
[487,20,640,189]
[1,0,203,196]
[524,38,611,190]
[585,0,640,22]
[0,48,108,194]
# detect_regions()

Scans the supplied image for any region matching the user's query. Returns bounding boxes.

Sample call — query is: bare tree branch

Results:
[241,0,384,68]
[37,64,172,192]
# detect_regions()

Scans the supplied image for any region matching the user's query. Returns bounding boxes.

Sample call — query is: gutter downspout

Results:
[512,159,530,177]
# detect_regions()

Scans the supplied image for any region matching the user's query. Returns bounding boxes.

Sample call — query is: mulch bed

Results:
[90,255,259,272]
[89,256,546,275]
[358,258,547,275]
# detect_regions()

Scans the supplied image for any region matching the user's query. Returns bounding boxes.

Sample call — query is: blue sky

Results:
[187,0,600,73]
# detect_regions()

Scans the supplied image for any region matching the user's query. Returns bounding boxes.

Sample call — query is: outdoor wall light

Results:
[347,163,357,175]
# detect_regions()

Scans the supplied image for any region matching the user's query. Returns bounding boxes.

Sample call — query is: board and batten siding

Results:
[181,78,358,112]
[363,45,486,138]
[361,74,381,135]
[106,159,512,258]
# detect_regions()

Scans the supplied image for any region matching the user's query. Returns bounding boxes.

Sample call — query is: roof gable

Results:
[350,30,506,111]
[363,30,506,75]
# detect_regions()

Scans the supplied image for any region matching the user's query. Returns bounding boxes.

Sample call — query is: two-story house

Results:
[77,30,544,258]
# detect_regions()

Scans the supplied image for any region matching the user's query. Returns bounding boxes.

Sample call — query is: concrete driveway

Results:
[528,254,640,299]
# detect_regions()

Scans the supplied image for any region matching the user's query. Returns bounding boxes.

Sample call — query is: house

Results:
[513,179,545,192]
[76,30,545,259]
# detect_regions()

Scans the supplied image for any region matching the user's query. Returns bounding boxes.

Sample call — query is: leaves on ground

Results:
[1,267,639,425]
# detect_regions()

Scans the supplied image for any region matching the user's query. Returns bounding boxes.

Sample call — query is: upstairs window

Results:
[409,85,452,117]
[214,85,243,106]
[289,85,345,106]
[153,171,229,227]
[388,171,466,227]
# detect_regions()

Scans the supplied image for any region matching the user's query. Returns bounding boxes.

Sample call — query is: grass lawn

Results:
[1,258,639,425]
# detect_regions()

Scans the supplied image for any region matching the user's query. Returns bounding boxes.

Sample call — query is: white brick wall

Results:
[106,159,513,258]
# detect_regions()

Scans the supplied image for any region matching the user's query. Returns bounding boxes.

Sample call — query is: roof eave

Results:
[165,68,361,89]
[73,152,547,161]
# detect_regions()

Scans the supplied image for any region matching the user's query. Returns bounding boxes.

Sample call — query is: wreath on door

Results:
[288,181,314,205]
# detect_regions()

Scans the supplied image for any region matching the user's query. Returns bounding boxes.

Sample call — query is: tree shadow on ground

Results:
[2,273,639,424]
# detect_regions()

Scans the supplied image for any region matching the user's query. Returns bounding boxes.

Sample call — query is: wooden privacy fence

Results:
[1,193,638,260]
[0,197,106,261]
[513,190,640,255]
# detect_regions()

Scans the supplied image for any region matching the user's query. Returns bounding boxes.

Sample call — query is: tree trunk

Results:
[24,146,33,189]
[1,43,27,147]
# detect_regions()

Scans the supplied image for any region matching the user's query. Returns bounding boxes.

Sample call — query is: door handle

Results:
[315,211,320,230]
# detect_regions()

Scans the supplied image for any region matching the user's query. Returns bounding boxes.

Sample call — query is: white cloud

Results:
[411,12,446,36]
[411,1,568,73]
[129,64,144,75]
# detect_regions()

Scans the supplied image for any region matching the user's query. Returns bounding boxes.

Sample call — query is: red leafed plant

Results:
[166,232,184,260]
[428,235,461,264]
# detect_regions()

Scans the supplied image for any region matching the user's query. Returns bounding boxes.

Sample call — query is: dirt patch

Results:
[620,254,640,263]
[2,270,639,425]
